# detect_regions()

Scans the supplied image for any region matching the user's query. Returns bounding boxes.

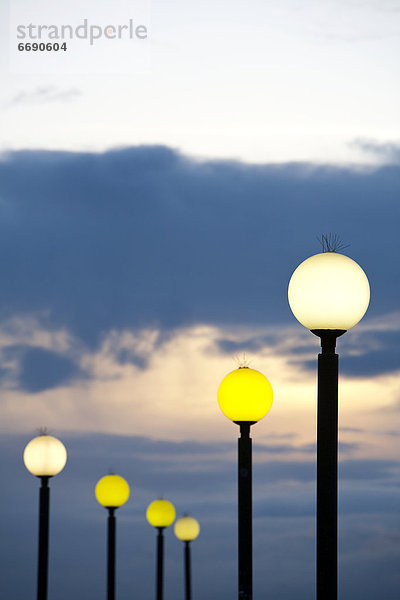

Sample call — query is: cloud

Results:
[285,313,400,378]
[351,138,400,162]
[339,459,399,481]
[338,323,400,377]
[6,87,82,107]
[0,318,398,454]
[14,346,84,393]
[340,426,364,433]
[0,145,398,353]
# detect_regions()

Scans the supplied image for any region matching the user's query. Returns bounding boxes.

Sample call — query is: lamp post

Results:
[288,248,370,600]
[146,499,176,600]
[174,515,200,600]
[95,474,130,600]
[218,367,273,600]
[23,433,67,600]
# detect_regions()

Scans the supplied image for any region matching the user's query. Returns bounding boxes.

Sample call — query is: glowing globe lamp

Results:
[23,434,67,477]
[146,499,176,528]
[95,474,130,600]
[95,475,130,508]
[175,516,200,600]
[147,499,176,600]
[288,248,370,600]
[218,367,273,422]
[217,366,273,599]
[23,433,67,600]
[174,516,200,542]
[288,252,370,331]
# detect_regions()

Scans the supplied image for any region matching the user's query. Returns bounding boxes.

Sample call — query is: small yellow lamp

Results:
[146,499,176,528]
[217,366,273,599]
[174,515,200,542]
[288,242,370,599]
[23,433,67,600]
[174,516,200,600]
[146,499,176,600]
[95,474,130,600]
[95,474,130,509]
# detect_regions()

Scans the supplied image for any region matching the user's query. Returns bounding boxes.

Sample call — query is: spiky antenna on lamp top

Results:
[317,233,350,253]
[234,353,253,369]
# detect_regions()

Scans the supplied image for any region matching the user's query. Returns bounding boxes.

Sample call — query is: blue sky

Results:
[0,1,399,599]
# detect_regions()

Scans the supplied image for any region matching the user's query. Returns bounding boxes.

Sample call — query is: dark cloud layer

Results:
[0,145,399,351]
[1,432,399,600]
[1,345,83,392]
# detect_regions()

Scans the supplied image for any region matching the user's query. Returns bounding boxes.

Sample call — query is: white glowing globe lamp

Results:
[288,252,370,331]
[23,434,67,477]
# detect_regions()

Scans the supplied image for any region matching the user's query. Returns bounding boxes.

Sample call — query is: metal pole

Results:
[37,476,50,600]
[156,527,164,600]
[313,329,343,600]
[184,541,192,600]
[107,508,116,600]
[238,422,253,600]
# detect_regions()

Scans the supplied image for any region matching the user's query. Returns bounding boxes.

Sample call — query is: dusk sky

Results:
[0,1,399,599]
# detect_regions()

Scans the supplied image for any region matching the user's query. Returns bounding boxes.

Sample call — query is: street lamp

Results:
[218,367,273,600]
[288,248,370,600]
[95,474,130,600]
[23,433,67,600]
[174,515,200,600]
[146,499,176,600]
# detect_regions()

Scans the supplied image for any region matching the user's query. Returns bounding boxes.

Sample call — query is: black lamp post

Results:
[156,527,164,600]
[95,474,130,600]
[218,366,273,600]
[107,508,116,599]
[184,542,191,600]
[37,476,50,600]
[146,499,176,600]
[288,246,370,600]
[313,328,343,599]
[237,421,254,599]
[174,515,200,600]
[23,433,67,600]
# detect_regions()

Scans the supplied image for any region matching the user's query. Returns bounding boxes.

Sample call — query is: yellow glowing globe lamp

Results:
[23,434,67,477]
[288,252,370,331]
[146,499,176,528]
[218,367,273,423]
[174,516,200,542]
[95,475,130,508]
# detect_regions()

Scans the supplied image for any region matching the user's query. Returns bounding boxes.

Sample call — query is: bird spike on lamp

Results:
[288,243,370,600]
[95,474,130,600]
[174,516,200,600]
[23,433,67,600]
[147,499,176,600]
[218,366,273,600]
